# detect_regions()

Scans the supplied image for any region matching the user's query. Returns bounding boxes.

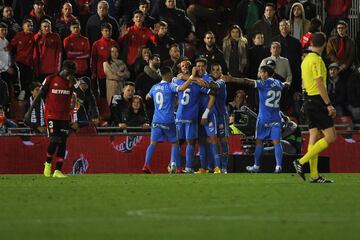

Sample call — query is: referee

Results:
[293,32,336,183]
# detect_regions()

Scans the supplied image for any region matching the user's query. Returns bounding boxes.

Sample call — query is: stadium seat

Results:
[334,116,353,130]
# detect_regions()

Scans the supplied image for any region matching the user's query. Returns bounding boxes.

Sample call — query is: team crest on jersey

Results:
[54,83,58,86]
[100,46,104,50]
[19,41,22,44]
[81,42,84,45]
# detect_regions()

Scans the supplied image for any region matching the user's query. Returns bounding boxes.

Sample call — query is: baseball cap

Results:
[328,63,340,69]
[34,0,45,5]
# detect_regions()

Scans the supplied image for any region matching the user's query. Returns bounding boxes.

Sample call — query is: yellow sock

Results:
[299,138,329,165]
[308,144,319,179]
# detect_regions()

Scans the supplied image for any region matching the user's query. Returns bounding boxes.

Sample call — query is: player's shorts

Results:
[47,119,70,138]
[176,121,198,140]
[198,113,217,138]
[217,113,230,138]
[304,95,334,130]
[255,120,282,141]
[151,122,178,143]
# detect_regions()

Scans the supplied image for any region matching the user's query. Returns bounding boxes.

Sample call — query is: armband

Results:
[202,108,210,119]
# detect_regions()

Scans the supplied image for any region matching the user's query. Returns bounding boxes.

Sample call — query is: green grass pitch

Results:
[1,174,360,240]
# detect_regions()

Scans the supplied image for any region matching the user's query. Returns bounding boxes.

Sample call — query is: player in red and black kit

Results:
[25,60,78,178]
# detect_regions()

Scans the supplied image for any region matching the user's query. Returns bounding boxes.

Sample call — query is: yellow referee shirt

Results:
[301,52,327,96]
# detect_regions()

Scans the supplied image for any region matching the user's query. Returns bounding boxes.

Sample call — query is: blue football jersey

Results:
[199,73,217,115]
[255,78,284,123]
[215,79,228,115]
[148,80,179,124]
[174,78,209,122]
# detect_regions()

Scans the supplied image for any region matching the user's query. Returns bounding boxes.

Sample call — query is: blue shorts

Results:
[176,121,198,140]
[199,113,217,137]
[255,120,282,141]
[217,114,230,138]
[151,122,178,143]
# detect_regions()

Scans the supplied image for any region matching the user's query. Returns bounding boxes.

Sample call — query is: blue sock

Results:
[185,144,195,169]
[199,144,206,169]
[274,143,283,167]
[254,144,263,167]
[211,143,221,168]
[145,144,156,166]
[171,145,180,167]
[221,141,229,169]
[205,144,213,170]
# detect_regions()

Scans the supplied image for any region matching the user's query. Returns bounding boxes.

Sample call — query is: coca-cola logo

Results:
[111,136,143,152]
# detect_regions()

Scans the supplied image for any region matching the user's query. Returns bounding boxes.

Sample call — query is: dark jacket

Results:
[155,7,194,42]
[347,71,360,108]
[0,79,9,109]
[110,93,132,126]
[246,45,270,79]
[123,108,149,127]
[196,45,228,73]
[151,34,176,62]
[252,16,279,47]
[74,86,99,122]
[85,14,120,45]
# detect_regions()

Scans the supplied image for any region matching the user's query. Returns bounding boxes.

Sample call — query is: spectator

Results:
[196,31,227,73]
[122,95,150,128]
[10,19,35,99]
[272,19,302,106]
[135,54,161,119]
[90,23,118,98]
[137,0,156,29]
[235,0,263,35]
[277,0,293,20]
[90,0,118,19]
[222,24,247,78]
[55,2,77,40]
[1,6,21,41]
[323,0,352,37]
[11,0,35,25]
[162,43,181,74]
[25,0,52,33]
[73,76,99,127]
[326,20,355,81]
[228,89,248,116]
[86,0,119,45]
[103,45,130,105]
[259,41,292,84]
[0,76,9,112]
[252,3,279,47]
[289,2,310,40]
[327,63,347,116]
[246,31,270,79]
[153,0,194,43]
[63,19,90,77]
[110,81,135,127]
[24,82,46,133]
[33,19,62,82]
[300,17,322,49]
[76,0,91,35]
[119,10,156,66]
[0,22,17,96]
[186,0,231,36]
[45,0,79,19]
[133,46,151,77]
[346,64,360,123]
[117,0,141,26]
[151,21,176,62]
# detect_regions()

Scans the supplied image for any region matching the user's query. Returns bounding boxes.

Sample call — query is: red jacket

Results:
[34,32,62,75]
[91,37,118,79]
[324,0,352,17]
[10,31,35,67]
[43,74,73,121]
[63,33,90,75]
[120,25,156,66]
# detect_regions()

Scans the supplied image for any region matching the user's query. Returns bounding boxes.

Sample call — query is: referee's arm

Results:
[316,77,336,118]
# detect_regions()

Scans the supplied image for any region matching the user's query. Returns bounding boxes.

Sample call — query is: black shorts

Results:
[304,95,334,130]
[47,119,70,138]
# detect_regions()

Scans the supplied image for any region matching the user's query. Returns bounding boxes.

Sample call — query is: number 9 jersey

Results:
[255,78,284,123]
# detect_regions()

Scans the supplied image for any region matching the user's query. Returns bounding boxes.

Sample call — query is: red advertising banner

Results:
[0,134,359,174]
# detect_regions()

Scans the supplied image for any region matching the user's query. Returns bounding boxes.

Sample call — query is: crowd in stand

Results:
[1,0,360,133]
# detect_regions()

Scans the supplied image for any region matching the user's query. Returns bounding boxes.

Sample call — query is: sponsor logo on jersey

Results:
[51,89,71,95]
